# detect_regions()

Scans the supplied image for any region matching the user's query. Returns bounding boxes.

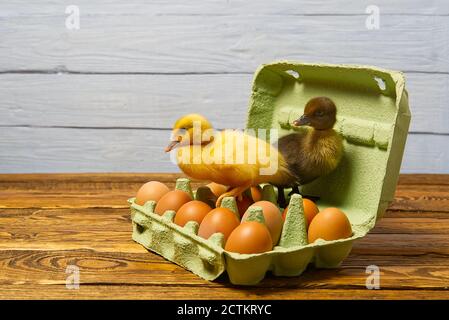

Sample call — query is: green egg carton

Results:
[129,61,411,285]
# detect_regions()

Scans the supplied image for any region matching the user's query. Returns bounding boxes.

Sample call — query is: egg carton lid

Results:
[245,61,411,229]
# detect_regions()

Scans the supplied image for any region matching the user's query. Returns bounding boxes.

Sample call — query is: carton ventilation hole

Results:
[285,70,300,79]
[136,224,144,234]
[374,76,386,91]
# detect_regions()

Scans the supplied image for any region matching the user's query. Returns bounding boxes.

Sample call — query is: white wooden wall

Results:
[1,1,448,173]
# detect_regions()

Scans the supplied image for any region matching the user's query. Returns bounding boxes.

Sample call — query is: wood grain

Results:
[0,286,446,300]
[0,72,446,134]
[0,249,448,288]
[0,173,448,299]
[1,14,448,73]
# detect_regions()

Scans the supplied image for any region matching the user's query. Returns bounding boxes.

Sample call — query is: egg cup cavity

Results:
[261,184,277,204]
[130,61,410,285]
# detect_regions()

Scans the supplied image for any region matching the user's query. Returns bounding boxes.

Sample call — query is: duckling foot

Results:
[288,185,321,202]
[278,186,286,209]
[216,183,252,208]
[288,184,300,196]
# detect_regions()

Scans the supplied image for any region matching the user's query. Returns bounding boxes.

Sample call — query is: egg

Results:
[154,190,192,216]
[236,195,253,218]
[249,186,263,202]
[243,201,283,246]
[206,182,228,197]
[198,208,240,242]
[225,221,273,254]
[174,200,212,227]
[282,198,319,227]
[135,181,170,205]
[308,207,352,243]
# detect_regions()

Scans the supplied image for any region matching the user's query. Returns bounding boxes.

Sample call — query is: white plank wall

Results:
[0,1,448,173]
[2,14,449,73]
[0,127,446,174]
[0,73,448,133]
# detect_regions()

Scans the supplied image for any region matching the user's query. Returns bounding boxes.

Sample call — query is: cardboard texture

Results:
[129,61,411,285]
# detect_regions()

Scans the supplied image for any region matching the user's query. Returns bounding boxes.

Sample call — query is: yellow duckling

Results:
[165,114,295,206]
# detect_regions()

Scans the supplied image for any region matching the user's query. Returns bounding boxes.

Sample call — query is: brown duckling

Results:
[277,97,343,205]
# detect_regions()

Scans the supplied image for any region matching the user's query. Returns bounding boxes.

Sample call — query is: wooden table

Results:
[0,173,448,300]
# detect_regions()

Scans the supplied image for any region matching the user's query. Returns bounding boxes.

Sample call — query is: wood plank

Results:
[0,127,447,174]
[400,134,449,174]
[0,190,137,209]
[0,174,204,209]
[0,127,177,174]
[0,285,446,300]
[1,207,448,236]
[372,217,449,234]
[353,233,449,255]
[0,74,251,130]
[2,0,449,17]
[406,72,449,134]
[391,185,449,212]
[0,249,448,289]
[1,14,448,73]
[0,204,448,255]
[0,226,446,255]
[1,173,446,190]
[0,177,448,211]
[398,174,449,186]
[384,210,449,219]
[0,72,446,134]
[1,173,447,212]
[0,173,447,299]
[0,172,188,190]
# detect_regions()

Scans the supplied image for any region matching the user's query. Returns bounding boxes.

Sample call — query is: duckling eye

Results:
[315,111,324,117]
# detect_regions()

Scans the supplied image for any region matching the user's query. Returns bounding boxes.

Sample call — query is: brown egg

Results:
[174,200,212,227]
[308,207,352,243]
[154,190,192,216]
[243,201,283,246]
[206,182,228,197]
[250,186,263,202]
[225,221,273,254]
[236,195,253,218]
[198,208,240,242]
[135,181,170,205]
[282,198,319,227]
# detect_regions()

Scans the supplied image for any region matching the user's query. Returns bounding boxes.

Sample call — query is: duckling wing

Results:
[176,129,293,187]
[278,131,317,184]
[201,130,265,186]
[278,130,344,185]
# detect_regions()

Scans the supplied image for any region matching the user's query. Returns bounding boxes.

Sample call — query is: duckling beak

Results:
[165,140,180,152]
[293,114,310,126]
